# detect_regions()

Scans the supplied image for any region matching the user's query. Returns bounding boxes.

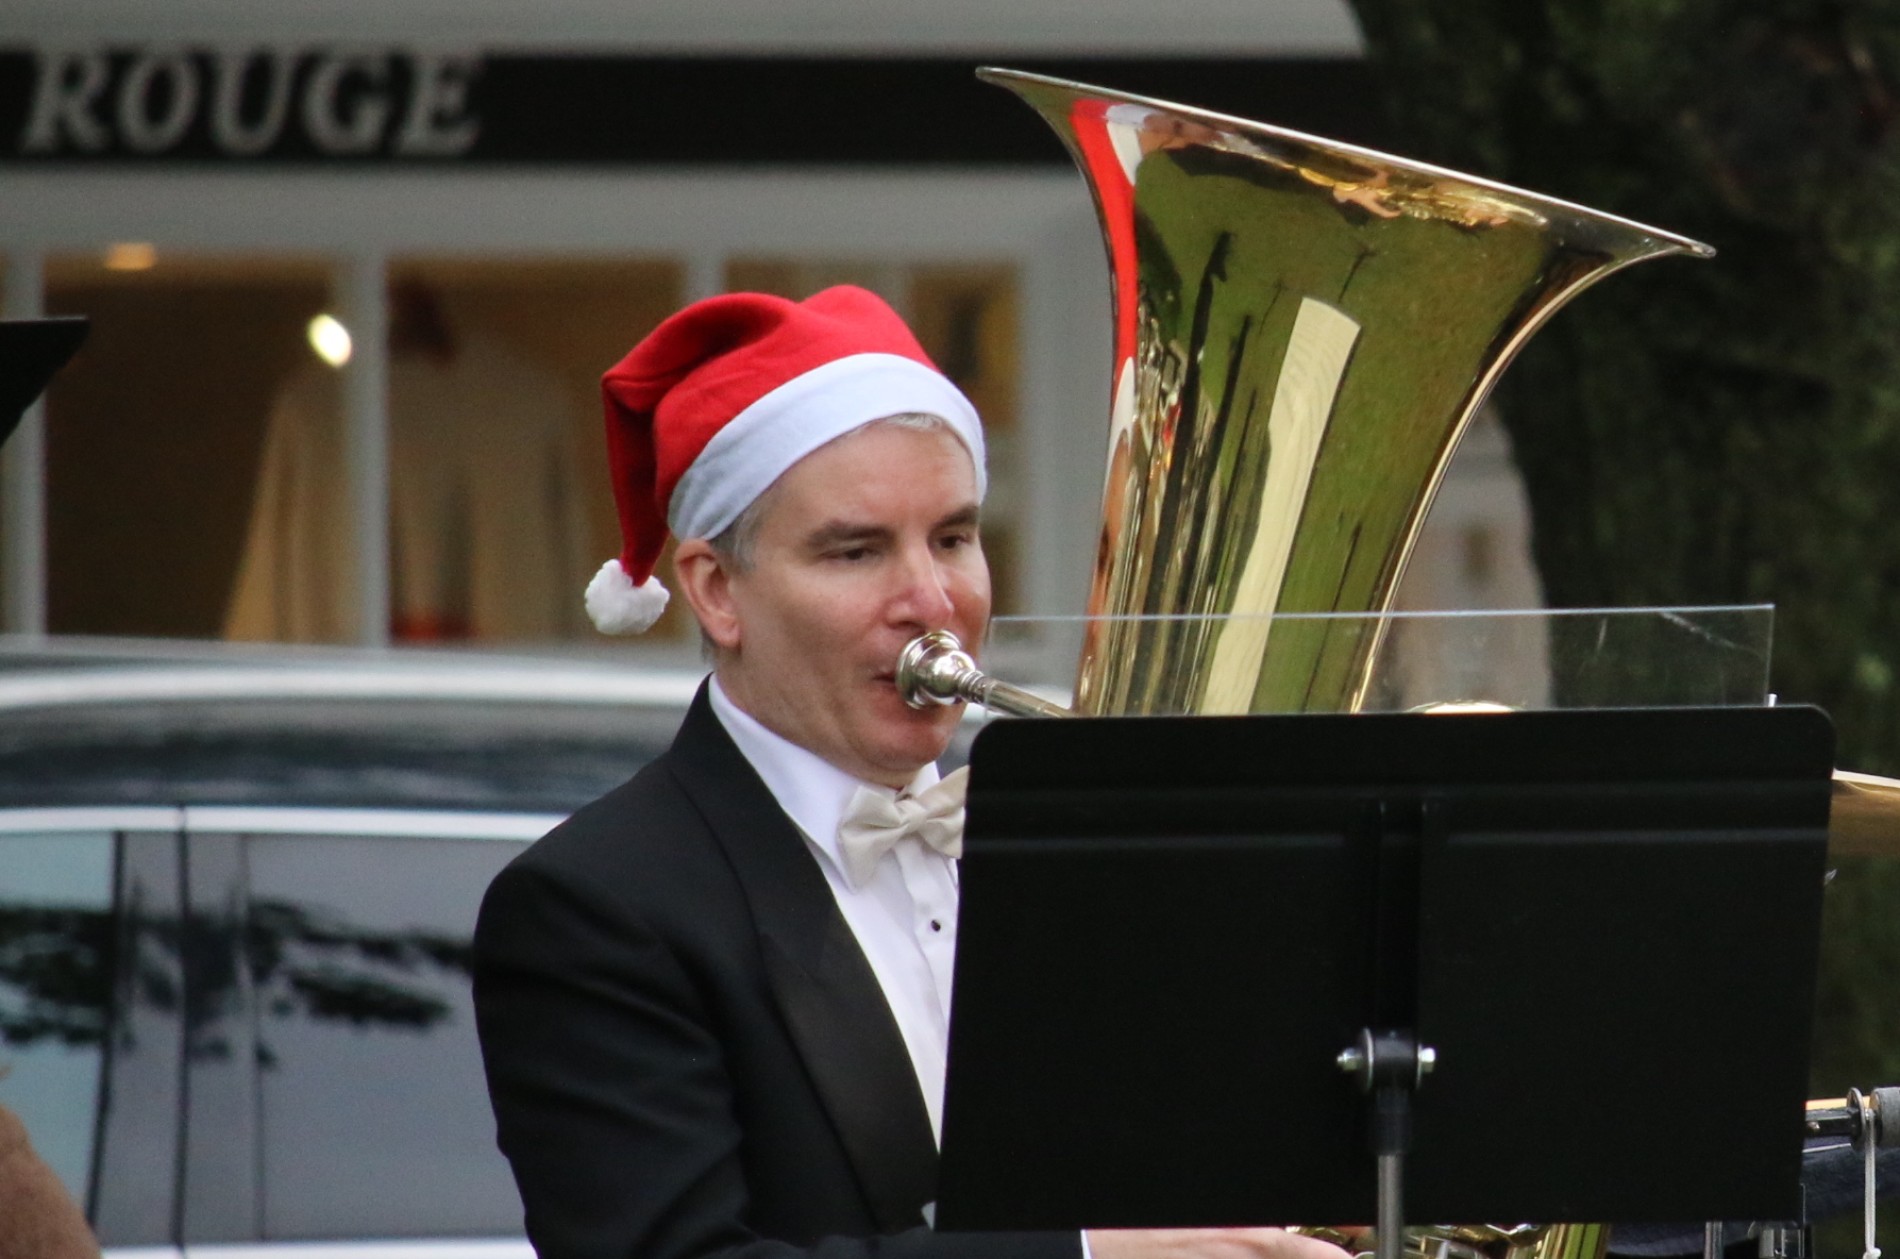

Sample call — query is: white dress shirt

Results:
[708,677,960,1144]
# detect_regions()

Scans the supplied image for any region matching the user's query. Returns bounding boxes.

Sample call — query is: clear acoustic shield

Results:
[976,604,1776,716]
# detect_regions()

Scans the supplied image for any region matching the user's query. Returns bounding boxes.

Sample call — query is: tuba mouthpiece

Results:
[895,631,1073,720]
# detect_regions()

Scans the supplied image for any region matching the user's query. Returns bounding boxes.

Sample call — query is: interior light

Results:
[102,242,158,272]
[307,313,353,367]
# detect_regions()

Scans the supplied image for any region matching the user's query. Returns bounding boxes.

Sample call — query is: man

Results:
[473,287,1342,1259]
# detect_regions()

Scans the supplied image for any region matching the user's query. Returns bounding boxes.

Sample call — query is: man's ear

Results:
[672,539,742,651]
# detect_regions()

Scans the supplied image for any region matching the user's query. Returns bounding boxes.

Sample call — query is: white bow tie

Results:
[835,766,969,891]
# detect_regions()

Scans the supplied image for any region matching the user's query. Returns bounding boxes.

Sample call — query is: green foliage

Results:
[1346,0,1900,1142]
[1814,859,1900,1089]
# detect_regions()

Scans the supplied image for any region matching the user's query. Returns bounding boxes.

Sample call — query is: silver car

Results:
[0,642,703,1259]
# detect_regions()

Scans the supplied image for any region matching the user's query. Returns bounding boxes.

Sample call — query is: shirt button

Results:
[929,920,942,932]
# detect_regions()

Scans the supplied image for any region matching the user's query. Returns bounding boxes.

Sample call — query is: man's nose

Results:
[891,543,957,627]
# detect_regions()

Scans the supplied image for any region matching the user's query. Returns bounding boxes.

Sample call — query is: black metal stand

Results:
[0,317,89,447]
[1338,1030,1435,1259]
[935,706,1837,1235]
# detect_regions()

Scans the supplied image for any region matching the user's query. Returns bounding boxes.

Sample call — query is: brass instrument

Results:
[901,70,1900,1258]
[976,67,1712,719]
[900,68,1723,1259]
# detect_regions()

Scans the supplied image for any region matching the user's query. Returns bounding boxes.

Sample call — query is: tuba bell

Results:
[976,68,1711,720]
[908,69,1720,1259]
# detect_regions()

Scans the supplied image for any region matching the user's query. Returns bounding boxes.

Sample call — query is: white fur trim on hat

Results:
[668,352,985,542]
[585,559,671,634]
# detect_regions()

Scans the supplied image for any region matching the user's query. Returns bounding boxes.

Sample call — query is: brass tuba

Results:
[975,68,1712,720]
[907,70,1720,1259]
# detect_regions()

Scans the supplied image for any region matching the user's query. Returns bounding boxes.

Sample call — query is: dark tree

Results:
[1343,0,1900,1102]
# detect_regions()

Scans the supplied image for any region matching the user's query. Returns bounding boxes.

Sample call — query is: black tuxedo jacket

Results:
[474,685,1078,1259]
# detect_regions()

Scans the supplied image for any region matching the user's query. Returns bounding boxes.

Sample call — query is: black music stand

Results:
[0,317,88,448]
[936,706,1834,1246]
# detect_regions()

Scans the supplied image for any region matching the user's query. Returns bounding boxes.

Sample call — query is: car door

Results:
[169,807,552,1259]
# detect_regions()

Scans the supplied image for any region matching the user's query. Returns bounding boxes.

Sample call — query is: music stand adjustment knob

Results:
[1337,1030,1438,1090]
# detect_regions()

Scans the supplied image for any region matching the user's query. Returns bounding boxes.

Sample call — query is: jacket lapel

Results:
[665,687,940,1233]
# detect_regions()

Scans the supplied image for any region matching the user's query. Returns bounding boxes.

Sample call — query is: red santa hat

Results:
[584,285,986,634]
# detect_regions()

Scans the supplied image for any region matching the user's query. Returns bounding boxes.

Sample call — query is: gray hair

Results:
[705,411,957,573]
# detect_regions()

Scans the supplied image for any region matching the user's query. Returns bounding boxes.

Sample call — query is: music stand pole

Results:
[1339,1029,1437,1259]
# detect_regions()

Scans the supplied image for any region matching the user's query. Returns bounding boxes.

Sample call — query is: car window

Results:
[0,823,187,1248]
[243,832,526,1240]
[0,831,115,1205]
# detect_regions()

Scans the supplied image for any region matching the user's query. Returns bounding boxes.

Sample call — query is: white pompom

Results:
[584,559,670,634]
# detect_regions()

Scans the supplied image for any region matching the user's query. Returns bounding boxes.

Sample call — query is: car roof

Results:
[0,638,705,814]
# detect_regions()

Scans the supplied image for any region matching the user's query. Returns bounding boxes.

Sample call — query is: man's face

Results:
[707,422,992,787]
